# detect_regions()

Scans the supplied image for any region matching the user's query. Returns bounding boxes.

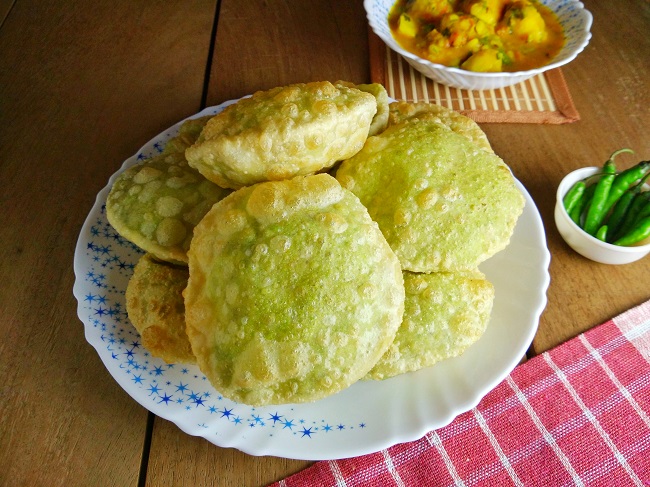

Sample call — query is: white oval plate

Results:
[73,100,550,460]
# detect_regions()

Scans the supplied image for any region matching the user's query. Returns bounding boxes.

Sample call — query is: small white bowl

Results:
[364,0,593,90]
[554,167,650,265]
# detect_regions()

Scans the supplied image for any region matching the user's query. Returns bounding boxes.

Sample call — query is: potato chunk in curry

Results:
[389,0,564,72]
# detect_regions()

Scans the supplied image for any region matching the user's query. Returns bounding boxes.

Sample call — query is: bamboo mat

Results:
[369,32,580,124]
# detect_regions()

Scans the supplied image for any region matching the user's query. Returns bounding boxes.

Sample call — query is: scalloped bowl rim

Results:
[365,0,593,81]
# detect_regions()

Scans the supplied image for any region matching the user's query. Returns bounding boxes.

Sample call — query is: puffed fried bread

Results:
[126,253,195,364]
[335,81,390,136]
[367,270,494,380]
[184,173,404,406]
[185,81,377,189]
[336,119,524,272]
[388,101,494,153]
[106,145,231,265]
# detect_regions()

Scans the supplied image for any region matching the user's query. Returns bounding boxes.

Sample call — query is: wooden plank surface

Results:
[0,0,13,27]
[1,0,649,486]
[0,1,216,485]
[205,0,371,104]
[146,418,308,487]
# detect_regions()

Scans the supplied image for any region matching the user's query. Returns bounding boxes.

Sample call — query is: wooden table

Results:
[1,1,648,485]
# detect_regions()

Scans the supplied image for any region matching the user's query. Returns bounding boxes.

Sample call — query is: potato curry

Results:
[389,0,565,72]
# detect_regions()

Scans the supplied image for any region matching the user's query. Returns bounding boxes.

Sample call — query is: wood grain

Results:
[0,0,13,28]
[0,1,216,485]
[1,0,649,486]
[146,419,311,487]
[205,0,370,104]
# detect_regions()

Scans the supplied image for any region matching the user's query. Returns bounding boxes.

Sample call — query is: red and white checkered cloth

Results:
[271,299,650,487]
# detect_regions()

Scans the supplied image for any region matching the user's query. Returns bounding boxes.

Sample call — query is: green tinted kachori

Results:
[387,100,494,153]
[367,270,494,380]
[184,173,405,406]
[107,146,231,265]
[336,120,524,272]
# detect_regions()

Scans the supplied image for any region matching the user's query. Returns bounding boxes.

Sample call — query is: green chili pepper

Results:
[583,159,617,235]
[606,173,650,240]
[612,216,650,246]
[610,148,635,159]
[569,202,583,225]
[566,176,598,225]
[637,198,650,221]
[569,205,580,224]
[595,225,608,242]
[563,181,586,215]
[604,158,650,214]
[574,183,597,226]
[611,191,650,241]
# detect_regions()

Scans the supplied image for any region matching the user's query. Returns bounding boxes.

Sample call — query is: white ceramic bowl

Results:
[554,167,650,265]
[364,0,593,90]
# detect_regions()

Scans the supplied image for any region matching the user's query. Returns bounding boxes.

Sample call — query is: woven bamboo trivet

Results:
[369,31,580,124]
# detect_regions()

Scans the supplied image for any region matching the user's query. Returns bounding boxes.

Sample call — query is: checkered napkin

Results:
[271,299,650,487]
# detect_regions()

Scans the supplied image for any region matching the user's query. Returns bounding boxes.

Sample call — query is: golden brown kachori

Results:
[126,253,195,364]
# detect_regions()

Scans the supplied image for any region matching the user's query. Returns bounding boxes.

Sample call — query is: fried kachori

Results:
[335,81,389,136]
[185,81,377,189]
[106,149,231,265]
[126,253,195,364]
[106,81,530,405]
[163,115,213,155]
[388,101,494,153]
[367,270,494,380]
[184,173,405,406]
[336,119,525,272]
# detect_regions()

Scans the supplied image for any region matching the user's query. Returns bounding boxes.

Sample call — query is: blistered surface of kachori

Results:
[367,270,494,380]
[388,101,493,153]
[335,81,389,136]
[184,173,405,406]
[336,120,525,272]
[126,253,195,364]
[185,81,377,189]
[163,115,213,154]
[106,150,231,265]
